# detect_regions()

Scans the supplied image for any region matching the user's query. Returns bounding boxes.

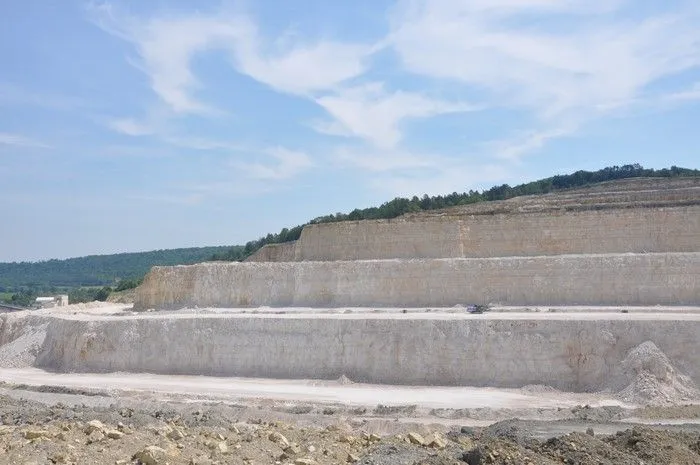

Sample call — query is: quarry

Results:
[0,177,699,464]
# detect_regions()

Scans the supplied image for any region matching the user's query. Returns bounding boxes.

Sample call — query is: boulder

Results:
[84,420,105,435]
[407,432,425,446]
[132,445,168,465]
[106,430,124,440]
[268,431,291,448]
[23,430,49,440]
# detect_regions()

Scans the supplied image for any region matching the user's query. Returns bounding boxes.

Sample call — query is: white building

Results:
[35,295,69,308]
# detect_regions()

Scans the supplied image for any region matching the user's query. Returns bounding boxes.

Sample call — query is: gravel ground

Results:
[1,385,700,465]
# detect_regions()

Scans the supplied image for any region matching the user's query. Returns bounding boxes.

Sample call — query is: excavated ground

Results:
[1,383,700,464]
[1,303,699,464]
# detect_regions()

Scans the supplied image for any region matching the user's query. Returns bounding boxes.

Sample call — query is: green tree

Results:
[10,289,36,307]
[95,287,112,302]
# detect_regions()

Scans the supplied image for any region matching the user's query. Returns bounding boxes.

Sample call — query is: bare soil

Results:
[1,388,700,465]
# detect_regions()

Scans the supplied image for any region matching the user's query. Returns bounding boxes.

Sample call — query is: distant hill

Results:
[0,246,240,292]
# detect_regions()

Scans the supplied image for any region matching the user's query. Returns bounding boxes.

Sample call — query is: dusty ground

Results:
[0,368,638,412]
[1,387,700,465]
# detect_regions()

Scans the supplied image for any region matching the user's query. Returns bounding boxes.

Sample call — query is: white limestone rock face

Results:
[293,206,700,261]
[3,307,698,400]
[22,313,700,393]
[134,253,700,310]
[245,241,298,262]
[0,312,50,368]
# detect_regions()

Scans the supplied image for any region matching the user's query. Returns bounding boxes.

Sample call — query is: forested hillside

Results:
[211,164,700,261]
[0,246,240,292]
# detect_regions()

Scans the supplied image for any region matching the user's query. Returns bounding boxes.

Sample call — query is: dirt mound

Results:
[605,427,700,464]
[481,419,531,445]
[613,341,700,405]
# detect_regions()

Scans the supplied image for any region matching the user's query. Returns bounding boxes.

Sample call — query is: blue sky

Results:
[1,0,699,262]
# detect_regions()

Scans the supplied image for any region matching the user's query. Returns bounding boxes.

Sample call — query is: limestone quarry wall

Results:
[296,219,462,261]
[245,241,297,262]
[134,253,700,309]
[293,206,700,261]
[12,313,696,391]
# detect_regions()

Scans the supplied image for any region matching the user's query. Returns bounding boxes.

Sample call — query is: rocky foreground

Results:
[1,394,699,465]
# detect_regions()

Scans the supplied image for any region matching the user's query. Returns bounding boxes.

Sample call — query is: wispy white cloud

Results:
[89,3,376,116]
[662,82,700,103]
[236,147,314,180]
[388,0,700,159]
[127,147,309,204]
[235,41,374,96]
[485,124,578,162]
[178,149,313,202]
[89,4,248,115]
[309,120,355,138]
[391,0,700,118]
[88,0,700,185]
[107,118,155,136]
[314,83,477,148]
[105,115,252,152]
[0,133,50,149]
